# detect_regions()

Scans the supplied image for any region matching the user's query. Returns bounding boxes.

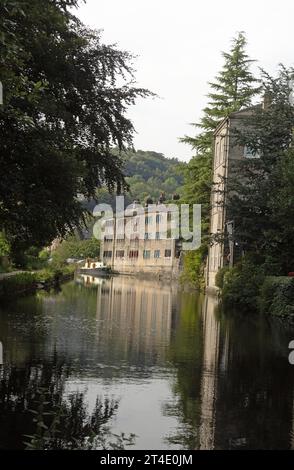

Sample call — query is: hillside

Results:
[94,150,186,209]
[124,150,185,202]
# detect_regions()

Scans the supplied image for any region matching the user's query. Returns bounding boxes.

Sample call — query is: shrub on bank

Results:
[51,237,100,270]
[0,273,37,298]
[0,266,76,299]
[221,261,265,312]
[35,265,76,285]
[180,244,208,290]
[215,265,230,289]
[260,276,294,318]
[217,261,294,318]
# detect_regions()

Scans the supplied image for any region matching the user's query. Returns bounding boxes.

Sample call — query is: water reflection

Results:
[0,276,294,449]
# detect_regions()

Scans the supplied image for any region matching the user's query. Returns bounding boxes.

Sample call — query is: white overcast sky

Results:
[77,0,294,161]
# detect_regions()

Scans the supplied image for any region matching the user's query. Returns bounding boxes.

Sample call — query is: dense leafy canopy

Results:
[0,0,150,254]
[227,67,294,274]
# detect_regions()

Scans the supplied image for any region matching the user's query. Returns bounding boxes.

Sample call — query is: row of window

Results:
[145,214,167,224]
[103,250,172,259]
[104,230,173,242]
[215,138,260,169]
[104,213,173,229]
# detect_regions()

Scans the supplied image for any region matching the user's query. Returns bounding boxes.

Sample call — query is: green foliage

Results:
[180,154,212,230]
[24,387,136,450]
[0,232,10,257]
[51,237,100,269]
[17,246,49,270]
[95,150,185,207]
[215,265,230,289]
[35,265,75,285]
[180,245,208,290]
[181,32,260,153]
[260,277,294,318]
[0,0,151,253]
[227,66,294,274]
[0,273,37,298]
[221,260,265,312]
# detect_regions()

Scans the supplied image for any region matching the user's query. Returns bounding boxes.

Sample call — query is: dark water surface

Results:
[0,275,294,450]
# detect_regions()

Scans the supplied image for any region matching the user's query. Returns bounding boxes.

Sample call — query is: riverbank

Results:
[0,266,76,300]
[216,262,294,321]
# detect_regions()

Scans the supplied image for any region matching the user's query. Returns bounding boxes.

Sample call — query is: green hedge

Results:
[260,276,294,318]
[0,266,76,299]
[217,261,294,318]
[220,262,265,312]
[215,266,230,289]
[35,265,75,285]
[0,273,37,298]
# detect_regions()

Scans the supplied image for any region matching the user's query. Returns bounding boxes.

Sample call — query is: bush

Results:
[180,244,208,290]
[0,232,11,272]
[221,261,265,312]
[215,265,230,289]
[260,276,294,318]
[0,232,10,258]
[0,273,37,298]
[51,238,100,269]
[35,265,76,285]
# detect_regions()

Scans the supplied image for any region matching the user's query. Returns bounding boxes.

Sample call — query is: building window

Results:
[145,216,152,225]
[165,249,172,258]
[154,250,160,259]
[155,231,160,240]
[103,251,112,258]
[143,250,151,259]
[116,250,124,258]
[129,250,139,259]
[156,214,162,223]
[244,145,260,159]
[104,235,113,242]
[144,232,152,240]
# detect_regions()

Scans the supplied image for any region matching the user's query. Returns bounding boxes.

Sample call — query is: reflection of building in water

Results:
[199,295,294,450]
[96,276,175,364]
[77,274,104,287]
[199,294,220,449]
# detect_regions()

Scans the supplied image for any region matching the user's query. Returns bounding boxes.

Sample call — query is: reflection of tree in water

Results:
[163,294,203,449]
[0,358,135,450]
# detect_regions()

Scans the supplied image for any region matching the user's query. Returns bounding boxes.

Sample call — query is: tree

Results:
[182,32,260,154]
[180,32,259,287]
[227,66,294,274]
[0,0,151,256]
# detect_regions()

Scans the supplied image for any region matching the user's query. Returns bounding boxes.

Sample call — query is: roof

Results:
[213,104,261,135]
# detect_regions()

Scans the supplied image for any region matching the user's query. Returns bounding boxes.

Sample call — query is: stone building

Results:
[100,204,182,276]
[206,107,259,289]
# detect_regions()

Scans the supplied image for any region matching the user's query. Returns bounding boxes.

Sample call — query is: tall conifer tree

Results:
[180,32,260,287]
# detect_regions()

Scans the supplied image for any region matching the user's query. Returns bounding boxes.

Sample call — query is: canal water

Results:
[0,275,294,450]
